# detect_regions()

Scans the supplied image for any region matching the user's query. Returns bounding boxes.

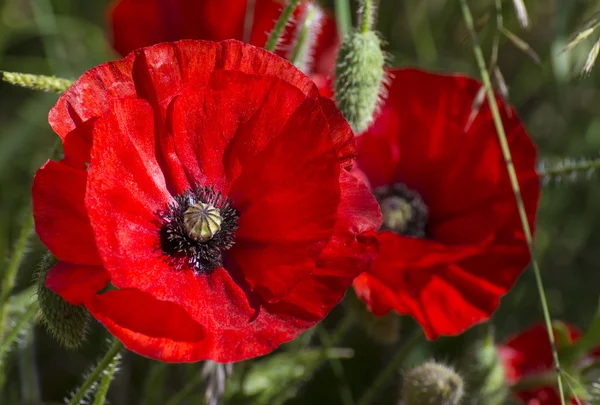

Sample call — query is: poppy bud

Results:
[334,29,386,134]
[459,332,508,405]
[35,252,90,349]
[403,361,464,405]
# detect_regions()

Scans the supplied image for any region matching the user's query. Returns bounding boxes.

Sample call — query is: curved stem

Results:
[357,329,422,405]
[264,0,301,52]
[458,1,566,405]
[92,351,121,405]
[68,339,124,405]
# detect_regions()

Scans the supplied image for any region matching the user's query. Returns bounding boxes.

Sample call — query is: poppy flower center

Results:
[373,183,429,237]
[158,187,238,274]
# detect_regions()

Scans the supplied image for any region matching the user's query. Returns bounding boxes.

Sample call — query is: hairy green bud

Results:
[403,361,464,405]
[35,252,91,349]
[334,29,386,134]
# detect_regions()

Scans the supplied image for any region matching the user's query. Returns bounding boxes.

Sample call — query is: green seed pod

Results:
[334,29,386,134]
[35,252,91,349]
[403,361,464,405]
[458,330,508,405]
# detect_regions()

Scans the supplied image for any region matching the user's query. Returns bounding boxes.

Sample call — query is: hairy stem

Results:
[68,339,124,405]
[0,301,38,360]
[359,0,376,33]
[265,0,302,52]
[458,1,567,404]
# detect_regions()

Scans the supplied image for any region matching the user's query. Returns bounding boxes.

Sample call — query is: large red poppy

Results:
[499,323,600,405]
[352,68,540,339]
[108,0,339,76]
[32,40,382,363]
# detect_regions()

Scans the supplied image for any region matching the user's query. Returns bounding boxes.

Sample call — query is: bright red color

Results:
[352,68,540,339]
[499,323,600,405]
[108,0,339,76]
[32,40,381,363]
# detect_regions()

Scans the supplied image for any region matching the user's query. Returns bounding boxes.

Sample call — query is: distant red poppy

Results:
[352,68,540,339]
[32,40,381,363]
[499,323,600,405]
[108,0,338,76]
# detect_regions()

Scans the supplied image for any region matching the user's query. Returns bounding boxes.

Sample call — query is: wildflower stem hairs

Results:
[1,0,599,404]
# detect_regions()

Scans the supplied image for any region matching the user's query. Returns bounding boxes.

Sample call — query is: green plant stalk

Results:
[68,339,124,405]
[264,0,302,52]
[359,0,376,33]
[335,0,352,38]
[0,212,34,342]
[0,301,38,360]
[458,1,567,405]
[92,352,121,405]
[539,158,600,178]
[318,328,355,405]
[1,71,73,93]
[356,329,422,405]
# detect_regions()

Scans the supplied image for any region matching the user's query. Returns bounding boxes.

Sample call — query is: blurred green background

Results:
[1,0,600,404]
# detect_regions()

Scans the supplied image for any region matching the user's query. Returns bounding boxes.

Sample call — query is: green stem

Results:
[0,212,34,342]
[359,0,376,33]
[538,157,600,178]
[0,301,38,360]
[318,328,355,405]
[356,329,422,405]
[458,2,567,405]
[68,339,124,405]
[165,362,213,405]
[264,0,301,52]
[335,0,352,38]
[1,71,73,93]
[289,4,319,73]
[92,351,121,405]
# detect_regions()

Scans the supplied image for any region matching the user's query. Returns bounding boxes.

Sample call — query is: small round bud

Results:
[35,252,91,349]
[183,202,222,242]
[334,29,386,134]
[403,361,464,405]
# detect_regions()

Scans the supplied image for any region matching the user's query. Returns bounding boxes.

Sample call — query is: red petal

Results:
[46,262,109,305]
[32,160,101,265]
[228,98,341,301]
[319,97,356,171]
[357,68,539,240]
[168,70,307,192]
[108,0,339,76]
[266,170,382,322]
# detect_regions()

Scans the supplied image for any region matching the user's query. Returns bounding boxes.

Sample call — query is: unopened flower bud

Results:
[403,361,464,405]
[459,330,508,405]
[334,29,386,134]
[35,252,90,349]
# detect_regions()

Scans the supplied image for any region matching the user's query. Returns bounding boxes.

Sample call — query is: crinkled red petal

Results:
[46,262,109,305]
[32,160,102,265]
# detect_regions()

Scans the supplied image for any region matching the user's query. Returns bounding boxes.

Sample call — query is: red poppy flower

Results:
[499,323,600,405]
[352,68,540,339]
[108,0,339,76]
[32,40,382,363]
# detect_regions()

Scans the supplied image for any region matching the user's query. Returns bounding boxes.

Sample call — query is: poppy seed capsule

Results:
[334,30,386,134]
[403,361,464,405]
[183,202,223,242]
